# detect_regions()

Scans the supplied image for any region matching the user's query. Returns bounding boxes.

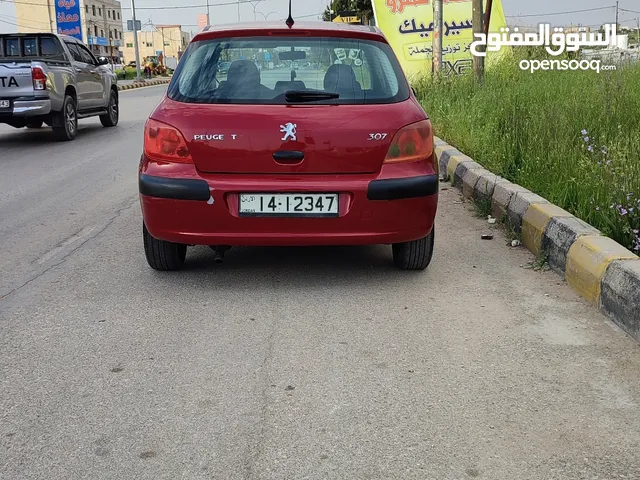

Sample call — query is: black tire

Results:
[26,120,43,129]
[52,95,77,141]
[392,227,435,270]
[143,224,187,271]
[100,89,119,127]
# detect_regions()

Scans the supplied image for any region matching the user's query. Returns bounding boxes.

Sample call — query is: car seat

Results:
[220,60,262,99]
[323,64,363,98]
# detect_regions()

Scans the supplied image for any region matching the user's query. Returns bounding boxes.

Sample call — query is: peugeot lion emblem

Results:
[280,122,297,141]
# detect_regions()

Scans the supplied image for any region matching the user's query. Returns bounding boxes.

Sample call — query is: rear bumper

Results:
[0,98,52,117]
[139,173,439,202]
[139,161,439,247]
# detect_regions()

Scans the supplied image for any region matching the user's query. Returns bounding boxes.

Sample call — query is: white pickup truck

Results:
[0,33,119,141]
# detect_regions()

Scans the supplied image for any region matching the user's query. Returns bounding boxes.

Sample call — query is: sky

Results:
[1,0,639,35]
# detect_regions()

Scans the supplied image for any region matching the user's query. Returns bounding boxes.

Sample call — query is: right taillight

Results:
[384,120,434,166]
[144,118,193,163]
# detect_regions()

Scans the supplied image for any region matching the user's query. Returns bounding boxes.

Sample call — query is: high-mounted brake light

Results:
[31,67,46,91]
[144,118,193,164]
[384,120,435,167]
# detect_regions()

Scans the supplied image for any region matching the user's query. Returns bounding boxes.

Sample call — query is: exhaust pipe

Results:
[211,245,230,264]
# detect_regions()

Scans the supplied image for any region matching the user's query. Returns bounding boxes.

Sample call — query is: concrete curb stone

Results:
[435,145,463,181]
[490,181,530,222]
[117,79,171,91]
[522,204,573,258]
[434,136,640,342]
[541,216,601,277]
[461,167,493,200]
[566,235,638,304]
[474,173,507,203]
[600,260,640,339]
[452,159,483,189]
[506,191,549,233]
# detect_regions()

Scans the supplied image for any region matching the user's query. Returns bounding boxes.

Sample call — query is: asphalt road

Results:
[2,85,640,480]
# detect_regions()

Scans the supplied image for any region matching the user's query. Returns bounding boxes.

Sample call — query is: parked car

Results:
[0,33,119,140]
[138,20,438,271]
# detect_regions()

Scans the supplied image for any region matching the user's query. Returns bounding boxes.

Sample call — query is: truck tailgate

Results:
[0,63,34,98]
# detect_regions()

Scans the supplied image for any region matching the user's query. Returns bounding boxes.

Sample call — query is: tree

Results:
[322,0,373,25]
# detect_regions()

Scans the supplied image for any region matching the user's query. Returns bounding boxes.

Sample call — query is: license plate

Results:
[239,193,339,217]
[0,100,9,109]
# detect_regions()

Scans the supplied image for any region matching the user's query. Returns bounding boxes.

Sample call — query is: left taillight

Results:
[384,119,435,169]
[143,118,193,164]
[31,66,46,91]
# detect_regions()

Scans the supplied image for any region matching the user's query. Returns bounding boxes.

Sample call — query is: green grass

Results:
[115,67,139,80]
[416,50,640,253]
[115,67,170,80]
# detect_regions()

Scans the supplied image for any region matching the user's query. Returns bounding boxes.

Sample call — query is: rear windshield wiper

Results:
[284,90,340,103]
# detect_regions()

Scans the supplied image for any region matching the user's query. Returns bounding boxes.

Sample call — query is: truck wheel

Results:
[52,95,77,141]
[26,120,43,129]
[143,224,187,271]
[100,90,119,127]
[392,227,435,271]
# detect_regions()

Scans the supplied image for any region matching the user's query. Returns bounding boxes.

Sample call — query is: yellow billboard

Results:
[372,0,508,81]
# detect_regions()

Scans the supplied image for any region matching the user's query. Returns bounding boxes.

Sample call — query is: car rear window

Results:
[0,35,66,60]
[168,36,410,105]
[1,38,20,57]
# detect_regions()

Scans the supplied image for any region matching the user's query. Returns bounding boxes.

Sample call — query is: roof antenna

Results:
[285,0,294,28]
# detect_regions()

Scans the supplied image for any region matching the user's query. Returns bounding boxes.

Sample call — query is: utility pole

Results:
[160,26,165,60]
[432,0,443,75]
[472,0,484,83]
[237,0,241,21]
[47,0,55,34]
[483,0,493,36]
[131,0,142,81]
[206,0,210,24]
[615,1,619,28]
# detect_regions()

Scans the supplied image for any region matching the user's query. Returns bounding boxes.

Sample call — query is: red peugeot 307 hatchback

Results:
[139,19,438,271]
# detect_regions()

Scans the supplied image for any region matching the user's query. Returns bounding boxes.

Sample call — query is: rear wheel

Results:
[392,227,435,271]
[100,90,119,127]
[143,224,187,271]
[26,120,43,129]
[52,95,77,141]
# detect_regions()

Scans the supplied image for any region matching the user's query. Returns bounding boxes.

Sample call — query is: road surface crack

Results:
[0,197,138,302]
[243,269,281,480]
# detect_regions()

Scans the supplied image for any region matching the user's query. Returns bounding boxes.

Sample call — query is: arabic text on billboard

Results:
[372,0,507,80]
[55,0,83,40]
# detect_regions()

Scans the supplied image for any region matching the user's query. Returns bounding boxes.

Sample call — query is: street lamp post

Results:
[257,11,279,21]
[250,1,265,21]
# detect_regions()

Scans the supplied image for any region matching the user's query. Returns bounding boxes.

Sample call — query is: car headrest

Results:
[227,60,260,87]
[323,64,361,94]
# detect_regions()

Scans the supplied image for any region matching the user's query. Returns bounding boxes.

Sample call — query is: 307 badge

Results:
[368,133,388,140]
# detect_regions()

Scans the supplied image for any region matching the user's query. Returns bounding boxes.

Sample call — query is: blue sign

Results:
[265,52,271,61]
[55,0,83,40]
[88,36,109,46]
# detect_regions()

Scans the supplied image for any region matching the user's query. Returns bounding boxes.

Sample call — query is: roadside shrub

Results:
[417,52,640,252]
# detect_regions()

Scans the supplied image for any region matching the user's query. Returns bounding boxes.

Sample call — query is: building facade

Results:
[14,0,123,59]
[122,26,190,64]
[83,0,124,59]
